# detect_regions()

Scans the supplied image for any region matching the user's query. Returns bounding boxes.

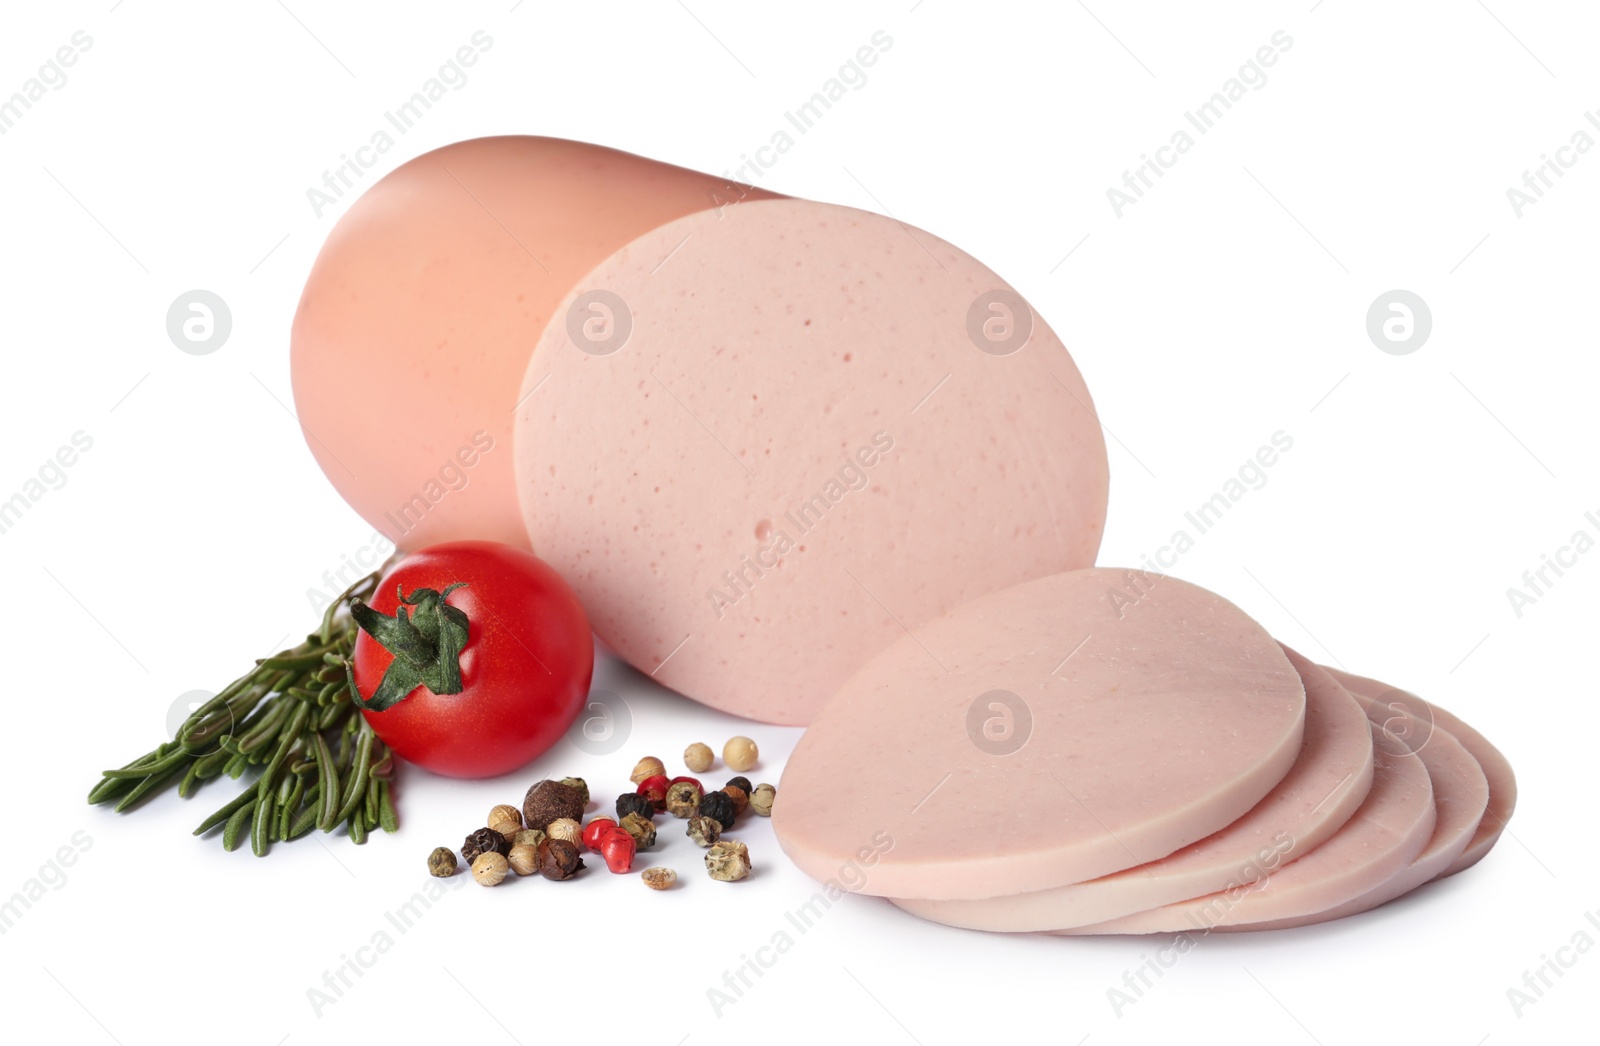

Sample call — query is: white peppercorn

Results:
[630,756,666,784]
[642,867,678,891]
[507,843,539,876]
[546,817,582,845]
[471,852,510,886]
[683,743,714,773]
[723,736,758,772]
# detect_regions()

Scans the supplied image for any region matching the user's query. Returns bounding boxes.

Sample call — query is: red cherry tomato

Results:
[350,541,593,778]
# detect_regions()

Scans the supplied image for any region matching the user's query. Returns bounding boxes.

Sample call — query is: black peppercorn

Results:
[462,827,510,863]
[616,792,655,821]
[697,789,737,830]
[536,837,584,881]
[725,776,753,794]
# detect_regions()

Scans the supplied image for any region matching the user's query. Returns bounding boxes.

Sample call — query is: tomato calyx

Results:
[344,582,470,712]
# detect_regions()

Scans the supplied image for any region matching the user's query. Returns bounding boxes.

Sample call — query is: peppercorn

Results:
[724,776,753,794]
[559,776,590,806]
[705,841,751,882]
[723,736,758,772]
[599,828,637,873]
[616,792,654,822]
[536,837,584,880]
[462,827,510,863]
[686,815,722,848]
[620,812,657,849]
[683,742,714,773]
[546,817,582,845]
[641,867,678,891]
[721,785,749,818]
[507,843,539,876]
[697,789,736,830]
[488,803,523,830]
[472,851,510,886]
[630,756,666,784]
[749,783,776,817]
[665,781,703,819]
[490,818,522,844]
[523,779,585,831]
[636,774,670,812]
[581,816,619,852]
[513,828,547,851]
[427,846,458,877]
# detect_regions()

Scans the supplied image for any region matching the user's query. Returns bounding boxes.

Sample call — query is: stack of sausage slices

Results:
[773,568,1514,934]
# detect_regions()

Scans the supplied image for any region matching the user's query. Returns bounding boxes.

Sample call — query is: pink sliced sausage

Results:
[888,649,1373,930]
[772,569,1306,899]
[1235,669,1488,931]
[291,136,780,551]
[1323,666,1516,878]
[514,199,1109,724]
[1057,720,1435,935]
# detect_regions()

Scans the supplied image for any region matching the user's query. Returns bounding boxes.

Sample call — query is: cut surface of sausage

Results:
[772,569,1306,899]
[888,649,1372,929]
[514,198,1109,724]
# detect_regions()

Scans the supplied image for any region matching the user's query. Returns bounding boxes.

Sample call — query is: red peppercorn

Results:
[581,817,619,853]
[636,774,671,812]
[599,828,637,873]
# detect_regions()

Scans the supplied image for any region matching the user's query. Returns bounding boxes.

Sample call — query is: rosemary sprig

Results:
[87,567,401,856]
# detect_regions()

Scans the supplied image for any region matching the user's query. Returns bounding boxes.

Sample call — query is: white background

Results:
[1,1,1594,1043]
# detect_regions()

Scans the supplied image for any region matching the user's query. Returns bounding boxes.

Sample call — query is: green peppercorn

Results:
[749,783,776,817]
[687,814,722,848]
[620,812,657,849]
[665,780,703,819]
[706,840,751,882]
[560,777,590,806]
[427,846,458,877]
